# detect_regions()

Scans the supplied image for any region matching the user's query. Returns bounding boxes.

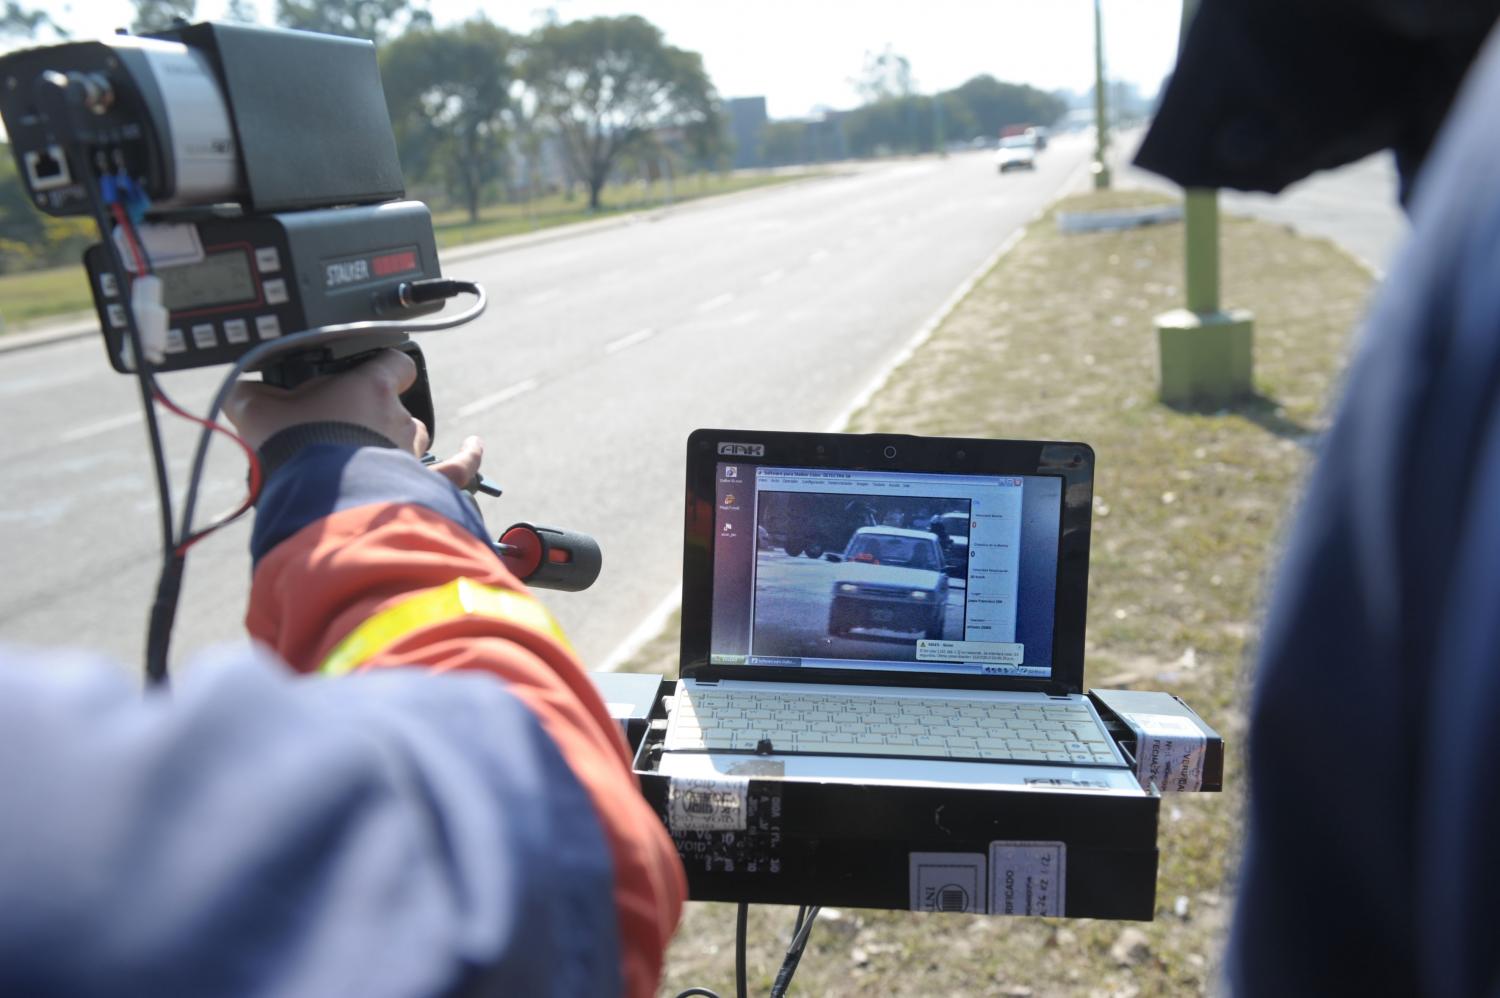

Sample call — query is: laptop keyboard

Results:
[667,690,1122,766]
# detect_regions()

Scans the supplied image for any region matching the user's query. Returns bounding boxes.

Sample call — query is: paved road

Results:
[1,134,1097,677]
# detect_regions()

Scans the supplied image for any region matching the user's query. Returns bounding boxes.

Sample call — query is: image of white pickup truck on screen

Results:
[753,492,971,660]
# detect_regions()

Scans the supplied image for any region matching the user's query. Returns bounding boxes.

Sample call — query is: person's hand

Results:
[226,349,425,453]
[224,349,484,490]
[428,435,484,492]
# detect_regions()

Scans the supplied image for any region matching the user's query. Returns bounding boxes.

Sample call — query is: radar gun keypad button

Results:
[254,247,281,273]
[164,328,186,353]
[255,314,281,339]
[262,278,289,305]
[222,318,249,343]
[191,323,217,349]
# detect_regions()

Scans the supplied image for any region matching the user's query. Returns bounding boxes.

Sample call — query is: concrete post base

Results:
[1155,307,1255,407]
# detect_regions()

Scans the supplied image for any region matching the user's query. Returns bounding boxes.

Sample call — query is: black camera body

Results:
[2,21,404,216]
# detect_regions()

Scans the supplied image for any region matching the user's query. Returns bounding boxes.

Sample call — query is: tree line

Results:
[763,72,1067,167]
[0,1,1072,272]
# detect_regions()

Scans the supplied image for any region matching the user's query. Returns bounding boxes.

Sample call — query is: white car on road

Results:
[827,527,949,640]
[996,135,1038,173]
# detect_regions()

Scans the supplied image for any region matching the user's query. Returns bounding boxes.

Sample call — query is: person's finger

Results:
[223,379,291,438]
[363,348,418,395]
[409,417,430,458]
[429,435,484,490]
[225,379,275,416]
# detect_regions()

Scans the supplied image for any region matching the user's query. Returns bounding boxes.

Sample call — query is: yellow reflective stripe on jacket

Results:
[319,577,571,677]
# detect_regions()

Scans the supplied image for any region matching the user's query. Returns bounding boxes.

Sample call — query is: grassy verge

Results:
[0,171,819,334]
[647,192,1373,996]
[0,264,93,332]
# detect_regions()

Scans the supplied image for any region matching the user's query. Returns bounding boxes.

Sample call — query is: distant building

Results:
[726,96,768,169]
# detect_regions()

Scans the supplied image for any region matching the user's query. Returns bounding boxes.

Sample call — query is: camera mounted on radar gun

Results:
[0,22,600,677]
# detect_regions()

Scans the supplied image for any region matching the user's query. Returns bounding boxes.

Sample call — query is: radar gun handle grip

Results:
[497,522,602,592]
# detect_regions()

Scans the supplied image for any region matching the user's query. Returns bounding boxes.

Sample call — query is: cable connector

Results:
[131,274,168,364]
[117,171,150,223]
[375,278,475,313]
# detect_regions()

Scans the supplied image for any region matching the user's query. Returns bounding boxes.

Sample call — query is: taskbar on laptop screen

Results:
[708,463,1062,680]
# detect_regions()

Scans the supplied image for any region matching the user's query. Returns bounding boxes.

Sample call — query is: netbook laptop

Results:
[659,428,1143,794]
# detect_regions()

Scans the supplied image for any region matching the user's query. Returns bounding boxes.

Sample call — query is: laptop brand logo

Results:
[718,442,765,456]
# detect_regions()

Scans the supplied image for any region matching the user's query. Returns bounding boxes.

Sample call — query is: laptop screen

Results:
[707,462,1063,680]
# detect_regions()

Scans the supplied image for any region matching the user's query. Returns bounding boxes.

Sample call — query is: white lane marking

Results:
[759,268,785,285]
[598,584,682,673]
[697,292,735,312]
[597,268,626,283]
[0,368,95,399]
[523,288,561,306]
[729,310,761,327]
[59,411,139,443]
[455,378,539,419]
[605,327,656,354]
[807,248,830,264]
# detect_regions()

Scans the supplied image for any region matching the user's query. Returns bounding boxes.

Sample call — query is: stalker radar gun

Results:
[0,21,600,684]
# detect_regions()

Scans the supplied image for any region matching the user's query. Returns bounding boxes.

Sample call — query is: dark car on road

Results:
[827,527,949,641]
[931,511,971,576]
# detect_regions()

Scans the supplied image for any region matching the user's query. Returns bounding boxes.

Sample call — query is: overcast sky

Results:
[30,0,1183,120]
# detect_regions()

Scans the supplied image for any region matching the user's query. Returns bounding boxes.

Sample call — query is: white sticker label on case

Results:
[667,777,748,832]
[113,222,204,271]
[910,852,987,913]
[1131,712,1206,793]
[989,841,1066,916]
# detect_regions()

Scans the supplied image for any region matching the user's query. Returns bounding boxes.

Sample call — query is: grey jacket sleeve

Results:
[0,646,621,997]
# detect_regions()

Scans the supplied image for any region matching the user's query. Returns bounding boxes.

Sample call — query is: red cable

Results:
[110,202,149,276]
[152,389,263,555]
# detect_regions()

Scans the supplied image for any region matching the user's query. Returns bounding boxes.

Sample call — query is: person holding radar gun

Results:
[0,19,684,997]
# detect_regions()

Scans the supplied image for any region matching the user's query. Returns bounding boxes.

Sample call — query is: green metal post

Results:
[1154,0,1254,407]
[1092,0,1111,189]
[1183,189,1220,312]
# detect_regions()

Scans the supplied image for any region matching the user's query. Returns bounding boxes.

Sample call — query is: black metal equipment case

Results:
[601,676,1222,921]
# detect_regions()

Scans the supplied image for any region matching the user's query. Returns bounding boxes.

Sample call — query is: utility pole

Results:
[1092,0,1111,189]
[1154,0,1254,406]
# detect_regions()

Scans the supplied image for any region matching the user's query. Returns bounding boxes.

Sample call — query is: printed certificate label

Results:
[1131,712,1206,793]
[989,840,1066,916]
[667,777,749,832]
